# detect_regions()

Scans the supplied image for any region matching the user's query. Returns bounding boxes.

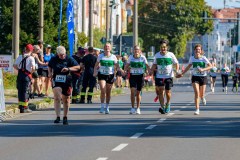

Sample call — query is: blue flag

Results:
[67,0,74,56]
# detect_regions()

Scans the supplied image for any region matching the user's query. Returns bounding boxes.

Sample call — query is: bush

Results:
[3,71,17,89]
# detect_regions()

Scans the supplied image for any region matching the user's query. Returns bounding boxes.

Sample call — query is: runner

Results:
[123,45,151,114]
[177,44,212,115]
[48,46,80,125]
[93,43,122,114]
[151,39,179,114]
[220,63,230,93]
[209,62,217,93]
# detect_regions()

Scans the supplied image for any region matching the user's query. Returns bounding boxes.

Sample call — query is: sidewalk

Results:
[2,87,132,119]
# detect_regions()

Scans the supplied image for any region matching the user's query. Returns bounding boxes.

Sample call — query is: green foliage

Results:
[138,0,214,58]
[93,28,105,48]
[0,0,68,54]
[2,71,17,89]
[77,32,89,47]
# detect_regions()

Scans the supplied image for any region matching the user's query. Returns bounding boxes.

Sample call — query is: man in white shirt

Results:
[13,44,35,113]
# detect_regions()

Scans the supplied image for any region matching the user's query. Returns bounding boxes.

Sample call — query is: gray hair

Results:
[56,46,66,54]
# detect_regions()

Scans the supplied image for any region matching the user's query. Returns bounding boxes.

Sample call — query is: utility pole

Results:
[12,0,20,59]
[82,0,86,46]
[39,0,44,41]
[106,0,110,41]
[237,12,240,62]
[133,0,138,46]
[88,0,93,46]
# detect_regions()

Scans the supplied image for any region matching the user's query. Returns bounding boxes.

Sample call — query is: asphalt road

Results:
[0,77,240,160]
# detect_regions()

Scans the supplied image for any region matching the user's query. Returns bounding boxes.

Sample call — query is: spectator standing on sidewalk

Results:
[71,47,85,104]
[13,44,35,113]
[48,46,80,125]
[80,46,97,104]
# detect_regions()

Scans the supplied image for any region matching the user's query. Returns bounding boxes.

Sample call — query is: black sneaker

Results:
[54,117,60,123]
[63,117,68,125]
[38,93,45,97]
[79,100,85,104]
[159,107,165,114]
[87,100,92,104]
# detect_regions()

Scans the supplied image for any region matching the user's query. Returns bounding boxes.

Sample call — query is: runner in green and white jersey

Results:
[209,62,218,92]
[93,43,122,114]
[177,44,212,115]
[124,45,151,114]
[151,40,179,114]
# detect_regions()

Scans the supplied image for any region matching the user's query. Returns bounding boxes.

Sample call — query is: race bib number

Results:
[100,66,112,75]
[55,75,66,83]
[193,68,203,75]
[158,67,170,75]
[131,68,143,74]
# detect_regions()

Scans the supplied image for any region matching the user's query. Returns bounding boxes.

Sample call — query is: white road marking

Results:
[157,118,166,122]
[166,113,175,116]
[130,133,144,139]
[96,158,108,160]
[174,110,180,112]
[181,106,187,108]
[145,125,157,130]
[112,143,128,151]
[206,121,211,123]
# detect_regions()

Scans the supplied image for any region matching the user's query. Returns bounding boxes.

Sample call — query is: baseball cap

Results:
[37,40,43,44]
[25,44,34,52]
[33,45,40,52]
[47,44,51,48]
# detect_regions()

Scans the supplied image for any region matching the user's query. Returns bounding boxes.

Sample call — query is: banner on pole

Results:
[67,0,75,56]
[0,69,6,114]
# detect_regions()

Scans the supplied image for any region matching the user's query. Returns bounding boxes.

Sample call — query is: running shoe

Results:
[194,109,200,115]
[129,108,136,114]
[63,117,68,125]
[159,106,165,114]
[99,107,105,113]
[105,108,110,114]
[165,103,171,113]
[201,98,206,106]
[212,88,214,93]
[54,117,60,123]
[136,108,141,114]
[154,96,158,102]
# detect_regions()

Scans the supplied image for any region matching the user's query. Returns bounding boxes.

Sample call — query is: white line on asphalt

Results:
[181,106,187,108]
[174,110,180,112]
[157,118,166,122]
[166,113,175,116]
[130,133,144,139]
[96,158,108,160]
[112,144,128,151]
[145,125,157,130]
[206,121,211,123]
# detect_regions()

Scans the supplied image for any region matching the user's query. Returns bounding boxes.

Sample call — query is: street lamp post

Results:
[133,0,138,46]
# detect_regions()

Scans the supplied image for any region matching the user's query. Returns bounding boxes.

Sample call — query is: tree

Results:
[138,0,214,58]
[0,0,68,54]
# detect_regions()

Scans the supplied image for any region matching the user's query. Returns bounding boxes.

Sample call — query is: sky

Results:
[205,0,240,9]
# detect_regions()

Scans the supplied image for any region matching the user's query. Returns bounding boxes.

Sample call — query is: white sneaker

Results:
[136,108,141,114]
[99,107,105,113]
[194,109,200,115]
[105,108,110,114]
[201,98,206,105]
[212,88,214,93]
[129,108,136,114]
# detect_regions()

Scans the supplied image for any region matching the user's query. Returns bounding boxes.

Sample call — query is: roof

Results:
[212,8,240,22]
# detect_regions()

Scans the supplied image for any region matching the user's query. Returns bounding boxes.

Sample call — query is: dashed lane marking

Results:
[96,158,108,160]
[166,113,175,116]
[145,125,157,130]
[157,118,166,122]
[112,143,128,151]
[130,133,144,139]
